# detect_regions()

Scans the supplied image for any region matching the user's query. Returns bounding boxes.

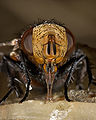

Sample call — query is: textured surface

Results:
[0,100,96,120]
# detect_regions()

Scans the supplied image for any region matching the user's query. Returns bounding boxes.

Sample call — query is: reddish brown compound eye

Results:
[21,28,33,55]
[65,27,75,57]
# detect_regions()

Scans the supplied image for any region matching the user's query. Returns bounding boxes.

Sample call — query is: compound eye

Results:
[21,28,33,54]
[67,33,74,50]
[24,33,32,54]
[66,27,75,51]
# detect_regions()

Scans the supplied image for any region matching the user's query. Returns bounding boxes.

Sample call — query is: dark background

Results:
[0,0,96,48]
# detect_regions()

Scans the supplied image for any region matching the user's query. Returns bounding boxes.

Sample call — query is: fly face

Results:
[21,23,75,68]
[32,23,68,65]
[20,23,75,100]
[0,21,94,104]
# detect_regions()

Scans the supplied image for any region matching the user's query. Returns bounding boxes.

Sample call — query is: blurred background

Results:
[0,0,96,47]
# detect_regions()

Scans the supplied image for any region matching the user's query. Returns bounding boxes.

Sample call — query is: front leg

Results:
[64,50,93,101]
[19,51,31,103]
[0,52,31,104]
[0,56,23,104]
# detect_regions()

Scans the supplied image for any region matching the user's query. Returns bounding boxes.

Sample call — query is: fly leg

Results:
[0,53,31,103]
[75,60,86,90]
[85,56,93,89]
[19,51,31,103]
[64,55,86,101]
[64,50,94,101]
[0,88,14,104]
[0,56,23,104]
